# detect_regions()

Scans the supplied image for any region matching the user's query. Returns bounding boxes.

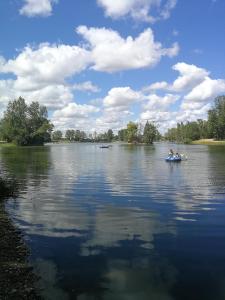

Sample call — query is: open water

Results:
[1,142,225,300]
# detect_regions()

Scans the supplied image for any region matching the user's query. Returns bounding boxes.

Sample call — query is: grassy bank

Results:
[0,142,16,148]
[192,139,225,145]
[0,178,41,299]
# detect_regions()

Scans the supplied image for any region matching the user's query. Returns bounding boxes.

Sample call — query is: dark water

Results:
[1,143,225,300]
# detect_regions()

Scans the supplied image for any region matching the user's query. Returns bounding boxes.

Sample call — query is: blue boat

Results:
[165,156,181,162]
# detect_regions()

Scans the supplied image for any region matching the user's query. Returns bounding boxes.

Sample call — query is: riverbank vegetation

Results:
[2,95,224,147]
[165,96,225,144]
[118,121,160,144]
[192,139,225,145]
[0,97,53,146]
[51,121,160,144]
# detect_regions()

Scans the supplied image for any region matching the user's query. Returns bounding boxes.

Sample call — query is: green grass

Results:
[192,139,225,145]
[0,142,16,148]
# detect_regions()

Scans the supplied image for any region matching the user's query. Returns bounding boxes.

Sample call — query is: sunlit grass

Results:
[0,142,16,148]
[192,139,225,145]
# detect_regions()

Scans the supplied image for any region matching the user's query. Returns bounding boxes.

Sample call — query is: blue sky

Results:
[0,0,225,133]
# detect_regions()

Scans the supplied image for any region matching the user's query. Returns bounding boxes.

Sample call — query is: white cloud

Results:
[92,86,140,132]
[0,43,92,112]
[141,110,174,123]
[143,94,179,110]
[176,103,212,123]
[19,0,58,17]
[103,87,142,109]
[0,43,93,111]
[139,63,225,132]
[0,80,15,111]
[182,77,225,110]
[96,109,133,132]
[145,62,209,93]
[0,79,73,110]
[170,63,209,92]
[51,102,100,131]
[97,0,177,23]
[0,26,179,114]
[20,85,74,109]
[53,102,99,119]
[72,81,100,93]
[77,26,179,73]
[143,81,168,92]
[2,44,91,87]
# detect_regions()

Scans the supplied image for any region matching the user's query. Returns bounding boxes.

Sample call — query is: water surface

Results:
[1,143,225,300]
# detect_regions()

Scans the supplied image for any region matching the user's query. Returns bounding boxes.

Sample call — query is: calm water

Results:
[1,143,225,300]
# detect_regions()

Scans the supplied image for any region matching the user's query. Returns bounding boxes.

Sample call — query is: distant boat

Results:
[100,145,110,148]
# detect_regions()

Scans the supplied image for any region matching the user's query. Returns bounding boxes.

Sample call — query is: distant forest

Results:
[0,96,225,146]
[164,95,225,143]
[53,121,160,144]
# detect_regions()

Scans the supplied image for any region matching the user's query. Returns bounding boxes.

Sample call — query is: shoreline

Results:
[192,139,225,145]
[0,199,41,299]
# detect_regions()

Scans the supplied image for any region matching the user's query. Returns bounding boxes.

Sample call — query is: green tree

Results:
[143,121,158,144]
[208,96,225,140]
[118,129,127,141]
[52,130,63,141]
[65,129,75,141]
[0,97,53,146]
[107,129,114,142]
[126,122,138,143]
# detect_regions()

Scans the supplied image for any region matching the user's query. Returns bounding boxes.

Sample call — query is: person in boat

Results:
[175,152,181,159]
[168,149,174,157]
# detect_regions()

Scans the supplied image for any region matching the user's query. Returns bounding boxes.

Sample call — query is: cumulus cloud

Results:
[0,26,178,115]
[0,43,92,112]
[145,62,209,93]
[103,87,142,109]
[1,44,91,88]
[77,26,179,73]
[141,110,174,123]
[52,102,99,119]
[92,86,140,132]
[72,81,100,93]
[170,63,209,92]
[143,94,179,110]
[51,102,100,131]
[182,77,225,110]
[0,25,176,132]
[0,79,73,110]
[97,0,177,23]
[140,63,225,132]
[19,0,58,17]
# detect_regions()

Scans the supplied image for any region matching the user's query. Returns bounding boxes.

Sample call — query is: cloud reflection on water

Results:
[2,143,225,299]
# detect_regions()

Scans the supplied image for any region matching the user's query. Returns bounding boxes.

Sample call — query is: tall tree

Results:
[126,122,138,143]
[107,129,114,142]
[208,96,225,140]
[118,129,127,141]
[52,130,63,141]
[0,97,53,146]
[143,121,158,144]
[65,129,75,141]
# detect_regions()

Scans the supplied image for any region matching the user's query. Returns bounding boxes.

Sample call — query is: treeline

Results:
[4,96,224,146]
[52,129,114,142]
[165,96,225,143]
[52,121,160,144]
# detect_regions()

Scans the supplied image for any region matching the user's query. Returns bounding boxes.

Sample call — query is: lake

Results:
[1,142,225,300]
